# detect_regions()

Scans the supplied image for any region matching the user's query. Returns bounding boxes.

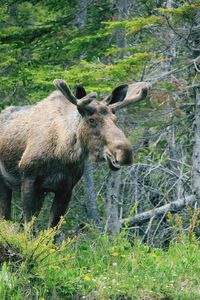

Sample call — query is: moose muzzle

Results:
[105,143,133,171]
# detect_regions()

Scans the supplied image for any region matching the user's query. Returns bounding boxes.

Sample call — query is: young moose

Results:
[0,80,149,227]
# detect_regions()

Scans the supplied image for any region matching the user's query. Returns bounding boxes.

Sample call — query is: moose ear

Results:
[104,84,129,105]
[75,85,87,99]
[104,82,150,111]
[53,79,77,105]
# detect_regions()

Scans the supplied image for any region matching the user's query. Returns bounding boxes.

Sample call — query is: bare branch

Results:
[120,195,196,226]
[194,55,200,73]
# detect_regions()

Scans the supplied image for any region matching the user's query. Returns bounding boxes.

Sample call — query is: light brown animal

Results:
[0,79,149,227]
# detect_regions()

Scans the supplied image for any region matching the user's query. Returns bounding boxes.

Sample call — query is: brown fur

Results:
[0,86,134,227]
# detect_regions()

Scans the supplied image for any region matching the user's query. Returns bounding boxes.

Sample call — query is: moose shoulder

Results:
[0,80,149,227]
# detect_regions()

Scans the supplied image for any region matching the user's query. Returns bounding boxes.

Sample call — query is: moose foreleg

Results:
[21,177,44,223]
[0,177,12,220]
[48,190,72,228]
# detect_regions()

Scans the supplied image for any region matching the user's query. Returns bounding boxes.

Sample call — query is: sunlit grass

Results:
[0,219,199,299]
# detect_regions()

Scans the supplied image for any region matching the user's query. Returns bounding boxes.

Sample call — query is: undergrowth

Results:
[0,217,199,300]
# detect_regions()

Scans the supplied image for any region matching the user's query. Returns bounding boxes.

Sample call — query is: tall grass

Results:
[0,218,199,299]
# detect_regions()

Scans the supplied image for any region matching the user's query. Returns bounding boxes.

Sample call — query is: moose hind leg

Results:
[48,190,72,228]
[0,177,12,220]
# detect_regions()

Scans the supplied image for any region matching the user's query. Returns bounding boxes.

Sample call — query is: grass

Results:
[0,219,199,299]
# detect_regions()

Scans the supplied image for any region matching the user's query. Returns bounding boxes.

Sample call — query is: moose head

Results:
[54,79,149,171]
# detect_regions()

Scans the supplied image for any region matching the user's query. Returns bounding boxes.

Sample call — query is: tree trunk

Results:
[105,0,131,235]
[167,124,183,199]
[114,0,131,57]
[192,8,200,206]
[84,160,99,226]
[165,0,183,199]
[105,170,121,235]
[74,0,99,226]
[75,0,88,29]
[192,86,200,206]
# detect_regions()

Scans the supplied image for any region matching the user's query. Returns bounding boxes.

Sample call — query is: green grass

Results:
[0,219,199,299]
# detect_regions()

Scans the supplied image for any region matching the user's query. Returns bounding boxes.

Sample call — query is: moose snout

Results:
[105,143,133,171]
[115,144,133,166]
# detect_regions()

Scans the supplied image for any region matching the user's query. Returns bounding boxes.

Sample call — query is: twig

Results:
[194,55,200,73]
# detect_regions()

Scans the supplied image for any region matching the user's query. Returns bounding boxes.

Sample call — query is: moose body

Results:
[0,80,148,227]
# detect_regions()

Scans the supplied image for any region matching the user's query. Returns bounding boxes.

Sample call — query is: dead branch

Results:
[120,195,196,227]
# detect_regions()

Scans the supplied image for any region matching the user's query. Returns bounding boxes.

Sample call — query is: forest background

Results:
[0,0,200,299]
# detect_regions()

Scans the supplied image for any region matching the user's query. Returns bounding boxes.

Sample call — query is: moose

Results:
[0,79,149,227]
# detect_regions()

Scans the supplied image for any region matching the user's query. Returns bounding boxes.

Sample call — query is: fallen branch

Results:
[120,195,196,226]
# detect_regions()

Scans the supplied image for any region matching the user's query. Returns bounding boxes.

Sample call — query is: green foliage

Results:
[0,219,199,299]
[157,3,200,19]
[0,0,164,106]
[103,15,162,34]
[0,0,198,108]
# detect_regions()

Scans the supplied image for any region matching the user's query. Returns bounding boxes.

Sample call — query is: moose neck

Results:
[51,111,87,166]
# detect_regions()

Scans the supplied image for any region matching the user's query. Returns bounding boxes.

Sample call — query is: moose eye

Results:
[88,118,97,126]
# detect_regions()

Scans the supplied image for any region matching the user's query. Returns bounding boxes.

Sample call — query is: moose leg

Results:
[21,177,44,223]
[0,177,12,220]
[48,190,72,228]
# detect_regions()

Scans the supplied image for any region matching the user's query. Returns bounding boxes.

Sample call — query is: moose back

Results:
[0,80,149,227]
